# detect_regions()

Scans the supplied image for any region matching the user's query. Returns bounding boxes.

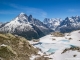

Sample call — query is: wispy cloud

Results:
[24,7,47,18]
[68,9,75,12]
[0,10,20,14]
[1,3,47,18]
[41,12,47,18]
[9,3,20,9]
[68,9,80,12]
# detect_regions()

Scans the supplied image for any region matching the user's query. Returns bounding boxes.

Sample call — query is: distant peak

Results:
[65,17,69,20]
[20,12,26,15]
[29,15,32,18]
[75,15,79,17]
[18,12,28,17]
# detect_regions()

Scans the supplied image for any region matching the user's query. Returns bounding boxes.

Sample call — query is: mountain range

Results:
[43,18,62,30]
[0,22,3,27]
[0,13,52,40]
[0,13,80,40]
[44,16,80,33]
[57,16,80,33]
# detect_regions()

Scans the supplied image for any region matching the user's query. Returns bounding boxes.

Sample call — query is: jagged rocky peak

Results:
[28,14,33,22]
[0,22,3,25]
[75,15,79,18]
[43,18,62,30]
[19,12,27,16]
[57,15,80,33]
[18,12,28,18]
[29,14,33,18]
[64,16,80,22]
[13,12,28,23]
[65,16,72,19]
[20,12,25,15]
[43,18,50,24]
[0,22,3,27]
[44,18,62,23]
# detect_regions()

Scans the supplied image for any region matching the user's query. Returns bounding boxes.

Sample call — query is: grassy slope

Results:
[0,33,38,60]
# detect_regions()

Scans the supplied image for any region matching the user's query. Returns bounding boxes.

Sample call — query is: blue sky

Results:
[0,0,80,22]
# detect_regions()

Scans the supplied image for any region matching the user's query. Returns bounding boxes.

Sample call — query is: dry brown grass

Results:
[61,46,80,54]
[32,39,40,42]
[0,33,38,60]
[34,56,49,60]
[67,33,71,36]
[51,32,64,37]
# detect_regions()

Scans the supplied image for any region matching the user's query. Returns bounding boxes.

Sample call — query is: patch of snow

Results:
[0,44,7,47]
[30,55,37,60]
[30,30,80,60]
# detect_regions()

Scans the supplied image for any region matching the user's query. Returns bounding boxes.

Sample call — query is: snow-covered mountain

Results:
[0,22,3,27]
[43,18,62,30]
[0,13,80,40]
[58,16,80,33]
[44,16,80,33]
[0,12,52,40]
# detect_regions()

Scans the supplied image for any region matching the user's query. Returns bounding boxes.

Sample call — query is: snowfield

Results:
[29,30,80,60]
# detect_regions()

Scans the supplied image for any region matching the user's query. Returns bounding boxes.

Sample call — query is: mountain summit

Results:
[56,16,80,32]
[43,18,62,30]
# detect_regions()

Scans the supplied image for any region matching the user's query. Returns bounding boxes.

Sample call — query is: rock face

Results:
[58,16,80,33]
[0,33,38,60]
[43,18,62,30]
[0,22,3,27]
[0,13,52,40]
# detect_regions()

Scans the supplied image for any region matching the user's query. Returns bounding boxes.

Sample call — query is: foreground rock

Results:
[62,46,80,54]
